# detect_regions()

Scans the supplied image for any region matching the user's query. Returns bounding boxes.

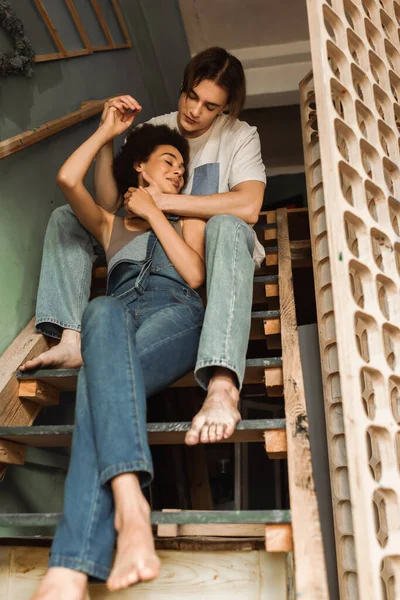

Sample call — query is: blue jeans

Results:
[48,276,203,580]
[36,206,255,388]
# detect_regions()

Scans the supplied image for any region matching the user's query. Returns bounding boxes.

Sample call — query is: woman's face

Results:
[136,144,185,194]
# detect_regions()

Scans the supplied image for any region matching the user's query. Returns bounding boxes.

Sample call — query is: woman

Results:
[32,107,205,600]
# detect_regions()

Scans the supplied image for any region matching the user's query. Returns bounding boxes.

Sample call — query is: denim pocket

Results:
[191,163,220,195]
[171,287,204,322]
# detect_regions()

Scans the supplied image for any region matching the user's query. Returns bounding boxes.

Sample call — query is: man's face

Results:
[177,79,229,139]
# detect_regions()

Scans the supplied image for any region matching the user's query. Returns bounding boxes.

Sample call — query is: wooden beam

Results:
[0,100,107,160]
[264,429,287,459]
[0,319,49,429]
[33,0,67,57]
[19,381,59,406]
[90,0,115,47]
[112,0,132,46]
[0,440,26,465]
[65,0,93,52]
[265,524,293,552]
[277,208,329,598]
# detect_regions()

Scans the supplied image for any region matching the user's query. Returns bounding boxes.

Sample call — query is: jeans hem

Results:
[99,461,153,487]
[36,317,82,339]
[195,359,243,391]
[48,554,110,581]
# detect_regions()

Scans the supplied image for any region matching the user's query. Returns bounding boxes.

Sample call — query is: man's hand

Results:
[124,172,169,214]
[124,187,159,221]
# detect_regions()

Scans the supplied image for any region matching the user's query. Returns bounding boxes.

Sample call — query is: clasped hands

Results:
[123,172,167,221]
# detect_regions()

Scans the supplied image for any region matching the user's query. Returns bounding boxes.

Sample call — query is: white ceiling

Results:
[178,0,312,108]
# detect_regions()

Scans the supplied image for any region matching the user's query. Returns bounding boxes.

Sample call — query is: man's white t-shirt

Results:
[145,111,267,265]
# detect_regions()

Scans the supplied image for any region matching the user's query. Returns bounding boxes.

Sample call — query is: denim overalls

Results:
[49,220,204,581]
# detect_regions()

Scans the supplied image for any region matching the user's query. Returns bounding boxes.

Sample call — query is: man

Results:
[21,47,266,446]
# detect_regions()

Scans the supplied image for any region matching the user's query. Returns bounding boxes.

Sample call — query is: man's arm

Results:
[143,180,265,225]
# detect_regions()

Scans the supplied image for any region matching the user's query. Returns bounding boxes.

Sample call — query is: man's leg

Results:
[186,214,255,445]
[21,205,97,371]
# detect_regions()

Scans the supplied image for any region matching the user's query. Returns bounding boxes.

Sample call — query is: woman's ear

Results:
[133,161,144,173]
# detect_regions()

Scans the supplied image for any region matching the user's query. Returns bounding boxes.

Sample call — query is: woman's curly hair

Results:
[113,124,190,197]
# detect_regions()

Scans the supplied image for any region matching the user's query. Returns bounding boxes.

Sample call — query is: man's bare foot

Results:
[20,330,82,371]
[30,567,88,600]
[107,473,160,591]
[185,368,241,445]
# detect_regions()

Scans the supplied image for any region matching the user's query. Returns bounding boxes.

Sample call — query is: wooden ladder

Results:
[0,208,328,599]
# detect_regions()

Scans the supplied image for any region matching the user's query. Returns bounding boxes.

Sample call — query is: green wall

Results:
[0,0,190,356]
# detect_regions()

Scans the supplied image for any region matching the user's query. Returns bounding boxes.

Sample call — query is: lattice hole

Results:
[373,489,400,549]
[377,275,392,320]
[329,400,344,434]
[322,309,336,340]
[360,367,383,419]
[371,51,389,89]
[355,312,379,363]
[344,0,364,34]
[345,213,368,258]
[380,556,399,600]
[332,434,347,467]
[335,120,358,163]
[365,180,385,222]
[337,499,353,535]
[349,264,365,307]
[339,161,363,206]
[384,39,400,73]
[327,41,346,82]
[365,18,382,54]
[352,63,372,103]
[389,71,400,103]
[367,427,386,481]
[335,467,351,501]
[340,534,357,570]
[383,323,400,370]
[383,157,400,195]
[347,29,369,71]
[390,376,400,425]
[325,341,340,372]
[318,258,332,289]
[389,197,400,235]
[356,99,375,140]
[394,102,400,135]
[323,4,343,42]
[380,9,397,44]
[395,243,400,277]
[379,120,397,159]
[374,84,392,122]
[361,139,381,178]
[331,79,350,121]
[394,1,400,27]
[371,227,394,272]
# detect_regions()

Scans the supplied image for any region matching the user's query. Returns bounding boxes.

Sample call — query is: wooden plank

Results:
[1,547,286,599]
[33,0,67,57]
[277,208,328,598]
[0,419,286,448]
[184,446,213,509]
[0,100,107,160]
[265,283,279,297]
[265,524,293,552]
[90,0,115,47]
[159,524,265,538]
[0,440,26,465]
[264,429,287,459]
[264,367,283,388]
[18,381,59,406]
[0,319,49,429]
[264,318,281,336]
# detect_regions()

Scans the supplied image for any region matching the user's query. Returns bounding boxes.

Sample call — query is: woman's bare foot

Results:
[185,368,241,445]
[107,473,160,591]
[20,330,82,371]
[30,567,88,600]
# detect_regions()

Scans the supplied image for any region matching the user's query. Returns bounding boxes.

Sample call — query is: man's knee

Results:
[206,214,244,235]
[48,204,76,229]
[205,214,253,251]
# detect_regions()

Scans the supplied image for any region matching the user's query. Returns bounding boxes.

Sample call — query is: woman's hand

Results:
[124,187,160,221]
[99,97,141,140]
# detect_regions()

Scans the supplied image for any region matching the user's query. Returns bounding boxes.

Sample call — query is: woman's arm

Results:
[57,106,136,247]
[94,96,141,212]
[127,188,206,289]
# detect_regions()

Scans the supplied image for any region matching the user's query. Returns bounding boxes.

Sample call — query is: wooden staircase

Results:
[0,208,328,599]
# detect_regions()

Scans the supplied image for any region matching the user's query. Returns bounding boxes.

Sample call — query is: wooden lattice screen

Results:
[302,1,400,599]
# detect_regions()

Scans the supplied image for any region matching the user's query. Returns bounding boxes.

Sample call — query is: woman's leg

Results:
[37,294,201,595]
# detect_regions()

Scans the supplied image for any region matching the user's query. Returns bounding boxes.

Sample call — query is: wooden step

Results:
[0,418,286,447]
[17,357,283,392]
[0,509,291,529]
